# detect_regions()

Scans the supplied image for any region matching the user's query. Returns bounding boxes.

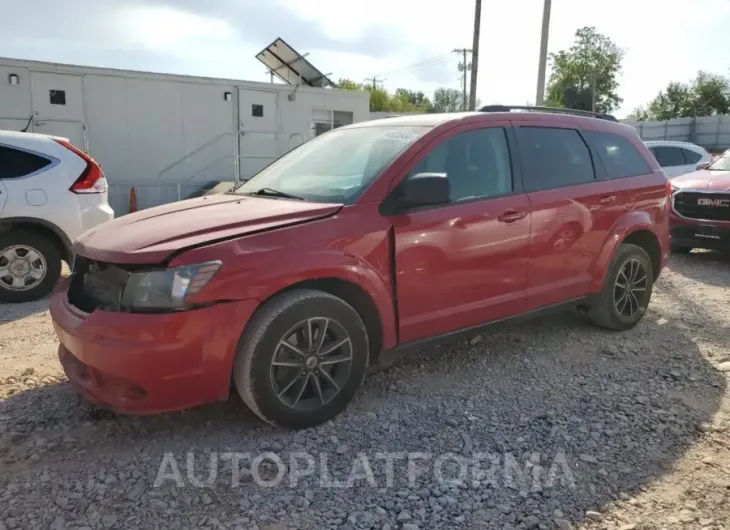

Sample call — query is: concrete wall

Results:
[621,115,730,152]
[0,58,371,214]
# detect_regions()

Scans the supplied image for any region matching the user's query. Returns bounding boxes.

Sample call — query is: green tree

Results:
[392,88,432,111]
[337,79,434,112]
[545,26,624,113]
[337,78,364,91]
[638,71,730,120]
[431,88,479,112]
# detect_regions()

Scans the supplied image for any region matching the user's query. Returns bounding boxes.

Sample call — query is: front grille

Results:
[68,256,130,312]
[673,191,730,221]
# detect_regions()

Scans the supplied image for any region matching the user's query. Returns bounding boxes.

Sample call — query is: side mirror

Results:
[697,161,711,170]
[401,173,451,207]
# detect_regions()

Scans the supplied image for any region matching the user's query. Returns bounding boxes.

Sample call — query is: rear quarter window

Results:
[0,145,52,179]
[583,131,652,179]
[515,127,595,192]
[681,149,702,164]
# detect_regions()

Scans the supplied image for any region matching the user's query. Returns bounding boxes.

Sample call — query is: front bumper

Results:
[51,278,259,415]
[669,212,730,251]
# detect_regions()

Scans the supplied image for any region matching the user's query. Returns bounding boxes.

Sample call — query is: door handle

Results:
[497,210,527,223]
[599,195,617,205]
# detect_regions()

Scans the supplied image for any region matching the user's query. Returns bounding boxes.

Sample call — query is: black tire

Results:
[589,243,654,331]
[670,243,692,254]
[234,289,369,429]
[0,230,62,303]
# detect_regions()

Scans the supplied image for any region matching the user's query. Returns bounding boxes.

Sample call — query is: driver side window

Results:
[409,127,513,202]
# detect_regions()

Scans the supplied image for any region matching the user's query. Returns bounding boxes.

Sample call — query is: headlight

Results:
[121,261,221,311]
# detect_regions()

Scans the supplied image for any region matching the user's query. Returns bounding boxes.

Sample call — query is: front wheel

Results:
[234,289,369,429]
[589,243,654,331]
[0,231,62,303]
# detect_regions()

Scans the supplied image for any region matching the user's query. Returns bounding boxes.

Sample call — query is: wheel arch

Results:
[0,217,73,264]
[250,277,387,365]
[590,211,664,292]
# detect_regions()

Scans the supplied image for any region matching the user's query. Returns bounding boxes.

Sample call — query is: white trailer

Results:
[0,58,370,214]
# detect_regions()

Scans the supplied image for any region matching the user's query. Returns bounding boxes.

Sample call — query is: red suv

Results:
[51,106,670,429]
[669,148,730,253]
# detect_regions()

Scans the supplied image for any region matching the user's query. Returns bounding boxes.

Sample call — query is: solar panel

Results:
[255,38,335,88]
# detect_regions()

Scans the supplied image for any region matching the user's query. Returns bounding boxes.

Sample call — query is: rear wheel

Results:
[234,289,369,429]
[0,231,61,303]
[589,243,654,331]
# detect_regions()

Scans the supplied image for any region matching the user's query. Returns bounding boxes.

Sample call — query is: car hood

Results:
[74,194,343,264]
[671,169,730,191]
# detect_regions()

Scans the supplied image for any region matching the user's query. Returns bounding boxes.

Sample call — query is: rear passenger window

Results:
[516,127,595,192]
[410,127,513,202]
[653,147,686,167]
[0,145,52,179]
[583,131,651,179]
[681,149,702,164]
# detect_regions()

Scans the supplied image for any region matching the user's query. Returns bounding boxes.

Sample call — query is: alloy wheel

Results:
[0,246,47,292]
[270,317,353,411]
[613,258,647,317]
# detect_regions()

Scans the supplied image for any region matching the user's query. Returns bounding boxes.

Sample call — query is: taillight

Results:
[54,139,107,194]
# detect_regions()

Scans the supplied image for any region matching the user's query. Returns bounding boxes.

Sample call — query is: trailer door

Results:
[238,88,277,178]
[30,72,87,151]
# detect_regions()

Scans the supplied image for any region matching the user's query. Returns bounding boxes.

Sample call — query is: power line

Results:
[375,53,453,78]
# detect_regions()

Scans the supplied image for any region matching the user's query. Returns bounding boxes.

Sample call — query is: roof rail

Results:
[479,105,618,122]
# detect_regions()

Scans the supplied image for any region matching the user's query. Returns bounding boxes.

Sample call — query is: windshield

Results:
[708,150,730,171]
[233,125,430,204]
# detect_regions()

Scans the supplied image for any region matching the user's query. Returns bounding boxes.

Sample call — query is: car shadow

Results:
[0,297,51,323]
[0,283,726,529]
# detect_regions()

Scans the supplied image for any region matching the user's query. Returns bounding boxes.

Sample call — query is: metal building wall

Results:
[622,115,730,152]
[0,58,371,215]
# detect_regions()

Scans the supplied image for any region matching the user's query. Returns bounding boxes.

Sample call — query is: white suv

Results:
[0,130,114,303]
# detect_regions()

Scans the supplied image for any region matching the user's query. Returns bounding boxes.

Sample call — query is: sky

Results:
[1,0,729,118]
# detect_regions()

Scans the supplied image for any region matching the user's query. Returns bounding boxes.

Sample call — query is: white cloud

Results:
[1,0,729,117]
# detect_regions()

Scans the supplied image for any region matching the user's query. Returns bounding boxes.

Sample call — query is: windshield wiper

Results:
[248,188,305,200]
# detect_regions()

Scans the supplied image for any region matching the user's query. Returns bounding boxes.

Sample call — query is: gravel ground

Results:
[1,254,729,530]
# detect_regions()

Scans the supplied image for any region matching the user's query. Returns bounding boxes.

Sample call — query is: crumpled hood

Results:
[671,169,730,191]
[75,194,342,264]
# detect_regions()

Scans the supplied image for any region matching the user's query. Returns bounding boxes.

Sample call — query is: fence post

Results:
[716,116,723,151]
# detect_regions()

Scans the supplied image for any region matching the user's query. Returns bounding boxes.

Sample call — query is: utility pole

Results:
[453,48,472,111]
[365,76,383,91]
[535,0,552,106]
[469,0,481,111]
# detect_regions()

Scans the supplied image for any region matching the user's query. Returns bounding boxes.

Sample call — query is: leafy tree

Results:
[337,78,434,112]
[545,27,624,113]
[431,88,480,112]
[636,71,730,121]
[392,89,433,112]
[337,78,364,91]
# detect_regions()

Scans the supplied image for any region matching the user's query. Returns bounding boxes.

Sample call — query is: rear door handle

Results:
[497,210,527,223]
[599,195,617,205]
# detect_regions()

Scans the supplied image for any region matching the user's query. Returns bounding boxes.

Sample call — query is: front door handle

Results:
[498,210,527,223]
[599,195,617,205]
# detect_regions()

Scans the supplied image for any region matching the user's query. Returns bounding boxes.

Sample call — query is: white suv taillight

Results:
[54,139,107,194]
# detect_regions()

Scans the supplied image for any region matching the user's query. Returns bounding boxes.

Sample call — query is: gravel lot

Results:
[1,254,729,530]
